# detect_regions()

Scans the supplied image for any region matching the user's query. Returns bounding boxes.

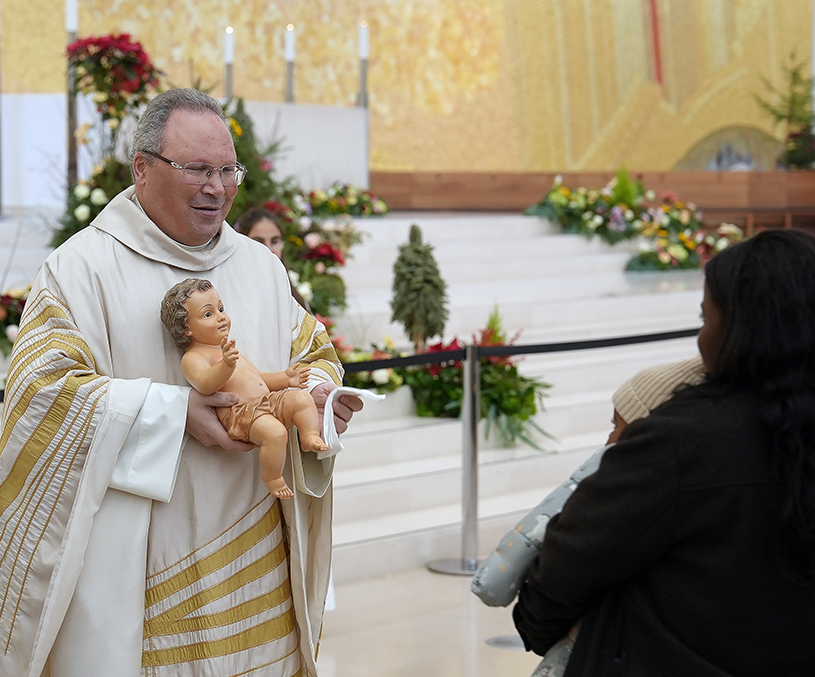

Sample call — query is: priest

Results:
[0,88,360,677]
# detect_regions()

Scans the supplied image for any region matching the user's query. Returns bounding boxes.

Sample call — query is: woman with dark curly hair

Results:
[514,228,815,676]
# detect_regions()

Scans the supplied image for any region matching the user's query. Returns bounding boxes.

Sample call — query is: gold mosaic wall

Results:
[1,0,811,172]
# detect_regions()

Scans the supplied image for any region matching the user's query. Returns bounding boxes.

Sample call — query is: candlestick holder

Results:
[225,63,233,100]
[357,58,369,108]
[285,62,295,103]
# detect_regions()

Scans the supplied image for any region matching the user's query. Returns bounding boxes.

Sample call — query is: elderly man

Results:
[0,88,360,677]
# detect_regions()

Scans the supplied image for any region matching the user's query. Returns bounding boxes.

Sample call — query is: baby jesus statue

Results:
[161,278,328,499]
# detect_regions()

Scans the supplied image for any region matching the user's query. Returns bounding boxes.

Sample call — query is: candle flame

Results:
[226,26,233,34]
[287,24,294,31]
[360,21,368,28]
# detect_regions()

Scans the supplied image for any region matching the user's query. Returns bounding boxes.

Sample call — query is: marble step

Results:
[341,248,634,288]
[349,213,556,246]
[331,445,597,585]
[336,285,702,349]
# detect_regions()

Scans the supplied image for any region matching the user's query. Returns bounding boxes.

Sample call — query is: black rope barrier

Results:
[0,328,700,404]
[342,327,700,373]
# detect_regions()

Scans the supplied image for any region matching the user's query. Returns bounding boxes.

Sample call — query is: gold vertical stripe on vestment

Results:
[290,314,318,358]
[0,389,104,650]
[305,359,342,385]
[144,501,281,607]
[0,374,104,513]
[144,537,289,637]
[141,606,297,667]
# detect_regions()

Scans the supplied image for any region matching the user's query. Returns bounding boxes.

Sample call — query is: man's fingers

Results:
[336,394,364,417]
[204,391,240,407]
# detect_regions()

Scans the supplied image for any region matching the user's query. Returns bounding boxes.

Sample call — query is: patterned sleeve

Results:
[0,287,111,673]
[289,308,343,387]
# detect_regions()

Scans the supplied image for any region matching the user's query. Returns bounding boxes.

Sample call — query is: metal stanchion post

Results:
[427,344,481,575]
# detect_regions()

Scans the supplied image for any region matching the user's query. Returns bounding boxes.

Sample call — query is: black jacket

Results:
[513,385,815,676]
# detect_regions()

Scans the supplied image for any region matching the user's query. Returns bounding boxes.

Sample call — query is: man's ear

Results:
[132,153,149,186]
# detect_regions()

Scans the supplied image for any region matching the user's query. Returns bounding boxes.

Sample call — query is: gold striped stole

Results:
[142,497,300,675]
[0,289,108,654]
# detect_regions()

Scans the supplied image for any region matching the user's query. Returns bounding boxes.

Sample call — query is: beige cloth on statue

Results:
[0,187,342,677]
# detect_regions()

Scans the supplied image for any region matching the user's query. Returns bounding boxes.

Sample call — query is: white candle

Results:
[285,24,295,62]
[359,21,369,60]
[224,26,234,65]
[66,0,78,33]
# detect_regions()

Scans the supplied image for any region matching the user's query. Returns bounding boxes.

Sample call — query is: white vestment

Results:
[0,187,342,677]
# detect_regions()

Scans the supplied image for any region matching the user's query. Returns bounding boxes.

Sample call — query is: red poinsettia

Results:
[426,337,464,376]
[67,33,162,121]
[302,243,345,265]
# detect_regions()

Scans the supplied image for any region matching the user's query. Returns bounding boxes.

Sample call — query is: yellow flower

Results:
[74,122,92,146]
[290,235,303,246]
[229,118,243,137]
[678,232,696,250]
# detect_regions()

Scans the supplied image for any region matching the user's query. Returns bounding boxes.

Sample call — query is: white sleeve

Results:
[108,380,190,502]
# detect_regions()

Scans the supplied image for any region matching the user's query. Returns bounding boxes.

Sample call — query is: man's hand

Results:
[186,389,255,452]
[310,382,363,435]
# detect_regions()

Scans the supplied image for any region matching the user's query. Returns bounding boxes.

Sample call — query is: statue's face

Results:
[134,110,238,246]
[184,287,232,346]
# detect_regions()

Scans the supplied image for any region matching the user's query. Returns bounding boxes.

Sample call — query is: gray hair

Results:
[130,88,229,168]
[160,277,213,350]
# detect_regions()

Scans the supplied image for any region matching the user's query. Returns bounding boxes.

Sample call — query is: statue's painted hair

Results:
[160,278,213,350]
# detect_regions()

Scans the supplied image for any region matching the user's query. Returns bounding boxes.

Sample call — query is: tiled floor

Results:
[318,566,541,677]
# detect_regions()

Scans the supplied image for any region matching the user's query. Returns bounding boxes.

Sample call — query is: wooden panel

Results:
[370,171,815,213]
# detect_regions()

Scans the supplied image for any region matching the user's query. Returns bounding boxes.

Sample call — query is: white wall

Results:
[0,94,369,212]
[243,100,369,192]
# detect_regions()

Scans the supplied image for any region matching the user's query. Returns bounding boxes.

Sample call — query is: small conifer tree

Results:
[391,224,448,352]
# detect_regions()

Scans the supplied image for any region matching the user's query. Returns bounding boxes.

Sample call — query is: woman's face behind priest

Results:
[134,109,239,246]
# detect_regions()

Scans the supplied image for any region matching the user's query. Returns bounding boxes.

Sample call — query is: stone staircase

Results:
[330,212,702,584]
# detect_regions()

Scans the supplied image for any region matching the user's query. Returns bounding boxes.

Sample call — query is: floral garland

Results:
[308,182,389,218]
[0,286,30,357]
[67,34,162,125]
[526,172,746,271]
[525,169,651,245]
[627,221,744,271]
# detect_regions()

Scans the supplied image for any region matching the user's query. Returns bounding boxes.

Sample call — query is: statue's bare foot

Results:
[264,476,294,499]
[300,432,329,452]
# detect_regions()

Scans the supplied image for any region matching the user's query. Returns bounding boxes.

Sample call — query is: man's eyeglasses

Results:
[142,150,247,187]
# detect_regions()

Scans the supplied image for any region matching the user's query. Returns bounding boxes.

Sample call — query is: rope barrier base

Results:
[426,557,481,576]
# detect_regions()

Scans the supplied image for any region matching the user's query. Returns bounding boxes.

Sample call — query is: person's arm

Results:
[261,363,310,391]
[513,416,682,655]
[289,307,363,433]
[180,339,237,395]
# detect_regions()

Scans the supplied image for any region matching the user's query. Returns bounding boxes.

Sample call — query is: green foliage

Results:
[524,168,646,245]
[225,99,299,223]
[390,224,449,352]
[52,159,132,248]
[754,51,815,169]
[0,288,29,357]
[401,309,553,450]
